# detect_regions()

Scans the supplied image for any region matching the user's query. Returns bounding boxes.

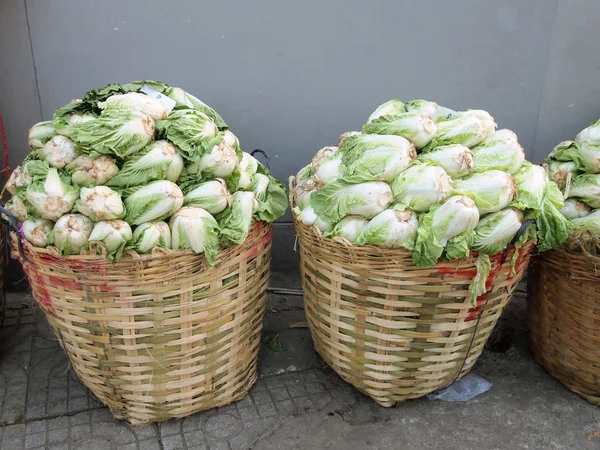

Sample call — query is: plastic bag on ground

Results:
[427,373,492,402]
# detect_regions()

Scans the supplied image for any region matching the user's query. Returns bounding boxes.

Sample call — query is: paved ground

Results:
[0,274,599,450]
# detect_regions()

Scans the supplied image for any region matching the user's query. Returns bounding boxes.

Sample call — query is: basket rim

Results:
[11,220,271,264]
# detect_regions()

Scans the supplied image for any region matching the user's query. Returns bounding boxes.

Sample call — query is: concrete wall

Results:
[1,0,599,279]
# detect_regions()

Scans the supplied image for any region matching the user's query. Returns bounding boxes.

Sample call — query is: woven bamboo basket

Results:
[293,215,533,406]
[528,247,600,406]
[10,221,272,425]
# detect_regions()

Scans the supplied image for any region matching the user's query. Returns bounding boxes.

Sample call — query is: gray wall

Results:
[1,0,599,277]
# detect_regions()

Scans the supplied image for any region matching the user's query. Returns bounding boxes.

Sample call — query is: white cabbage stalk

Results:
[315,216,333,233]
[339,134,416,183]
[326,216,369,243]
[550,140,600,174]
[338,131,361,147]
[575,120,600,145]
[453,170,517,214]
[70,111,155,158]
[38,135,80,169]
[183,179,231,214]
[418,145,474,178]
[99,92,169,120]
[363,112,437,149]
[131,222,171,253]
[223,130,241,151]
[310,181,393,223]
[293,176,322,209]
[67,155,120,186]
[238,152,260,189]
[22,218,54,247]
[571,209,600,236]
[390,164,452,212]
[543,158,578,189]
[366,99,406,124]
[432,196,480,246]
[5,196,29,222]
[405,99,439,119]
[53,214,94,255]
[560,199,591,219]
[472,209,523,255]
[568,174,600,208]
[198,141,238,178]
[471,134,525,174]
[356,209,418,248]
[511,162,548,210]
[170,207,220,263]
[75,186,125,221]
[451,110,497,138]
[25,168,79,221]
[124,180,184,225]
[428,115,487,149]
[88,220,133,253]
[28,121,56,151]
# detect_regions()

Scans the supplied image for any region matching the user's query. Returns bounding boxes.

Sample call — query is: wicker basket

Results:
[528,248,600,406]
[293,217,532,406]
[11,222,272,425]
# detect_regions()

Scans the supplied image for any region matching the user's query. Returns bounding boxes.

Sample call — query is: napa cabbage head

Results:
[470,133,525,174]
[88,220,133,259]
[99,92,169,120]
[535,181,570,252]
[66,155,120,187]
[131,221,171,253]
[550,140,600,174]
[424,115,487,150]
[164,86,227,129]
[472,209,523,255]
[70,110,155,158]
[237,152,260,190]
[218,191,255,246]
[338,131,361,147]
[356,207,418,249]
[405,99,439,119]
[311,146,343,184]
[570,209,600,236]
[124,180,183,225]
[252,173,287,222]
[53,214,94,255]
[366,99,406,124]
[560,198,591,219]
[510,162,548,210]
[170,206,220,265]
[22,218,54,247]
[418,144,474,178]
[310,180,393,223]
[453,170,516,214]
[412,196,480,267]
[107,140,183,188]
[363,112,437,149]
[28,121,56,151]
[390,163,452,212]
[155,109,219,162]
[75,186,125,221]
[197,139,238,179]
[575,119,600,145]
[567,173,600,208]
[5,160,50,195]
[338,134,416,183]
[323,216,369,243]
[25,168,79,221]
[5,196,30,222]
[183,179,231,215]
[543,158,578,190]
[449,110,497,139]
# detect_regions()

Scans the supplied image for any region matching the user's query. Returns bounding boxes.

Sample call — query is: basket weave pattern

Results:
[13,222,272,425]
[529,248,600,406]
[294,218,532,406]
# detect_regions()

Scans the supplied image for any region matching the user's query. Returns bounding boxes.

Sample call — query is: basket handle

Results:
[500,218,536,264]
[0,205,30,263]
[251,149,271,171]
